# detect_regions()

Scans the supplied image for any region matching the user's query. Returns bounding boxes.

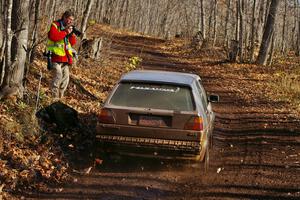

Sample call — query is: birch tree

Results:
[0,0,3,56]
[249,0,257,62]
[212,0,217,46]
[80,0,95,39]
[297,0,300,56]
[281,0,287,54]
[199,0,206,39]
[224,0,231,47]
[238,0,244,62]
[29,0,41,62]
[1,0,29,98]
[1,0,13,87]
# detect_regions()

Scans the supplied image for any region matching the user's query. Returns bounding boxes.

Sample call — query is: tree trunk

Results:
[224,0,231,48]
[161,0,171,38]
[117,0,125,28]
[212,0,217,47]
[297,20,300,56]
[150,1,160,36]
[138,1,144,33]
[79,37,102,59]
[228,0,241,62]
[207,2,214,40]
[29,0,41,62]
[44,0,51,14]
[0,0,4,58]
[291,0,297,52]
[235,0,239,42]
[281,0,287,54]
[200,0,205,39]
[93,0,101,22]
[110,1,119,26]
[72,0,78,15]
[122,0,129,28]
[267,30,276,65]
[257,0,267,46]
[80,0,94,39]
[49,0,57,23]
[0,0,3,53]
[238,0,244,62]
[256,0,280,65]
[105,0,113,25]
[184,5,191,37]
[2,0,13,88]
[100,0,106,23]
[1,0,29,99]
[250,0,257,62]
[143,0,151,34]
[132,1,139,32]
[229,40,239,62]
[296,1,300,56]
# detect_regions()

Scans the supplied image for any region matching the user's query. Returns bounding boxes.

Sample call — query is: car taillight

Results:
[98,108,115,124]
[184,116,203,131]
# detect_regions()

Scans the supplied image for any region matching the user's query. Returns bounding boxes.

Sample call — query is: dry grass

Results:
[272,71,300,110]
[270,55,300,112]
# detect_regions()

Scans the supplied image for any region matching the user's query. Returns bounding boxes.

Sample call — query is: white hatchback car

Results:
[96,70,219,170]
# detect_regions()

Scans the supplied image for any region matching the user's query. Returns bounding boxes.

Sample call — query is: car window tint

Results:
[109,82,195,111]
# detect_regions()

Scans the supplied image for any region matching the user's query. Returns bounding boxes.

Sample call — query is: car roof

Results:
[120,70,200,85]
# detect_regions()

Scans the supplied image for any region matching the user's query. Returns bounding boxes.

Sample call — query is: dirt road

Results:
[27,34,300,200]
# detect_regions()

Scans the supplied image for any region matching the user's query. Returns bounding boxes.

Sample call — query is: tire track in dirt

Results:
[205,82,299,199]
[109,35,300,199]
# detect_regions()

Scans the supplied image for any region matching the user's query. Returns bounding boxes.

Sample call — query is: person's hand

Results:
[65,26,73,35]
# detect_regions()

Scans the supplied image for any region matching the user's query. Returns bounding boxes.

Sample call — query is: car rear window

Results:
[109,82,195,111]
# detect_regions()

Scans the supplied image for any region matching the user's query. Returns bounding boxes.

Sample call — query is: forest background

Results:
[0,0,300,98]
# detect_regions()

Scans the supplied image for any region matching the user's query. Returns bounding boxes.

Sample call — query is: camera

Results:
[72,26,82,37]
[43,51,53,70]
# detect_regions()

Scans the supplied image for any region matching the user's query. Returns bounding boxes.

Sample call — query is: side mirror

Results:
[208,94,219,102]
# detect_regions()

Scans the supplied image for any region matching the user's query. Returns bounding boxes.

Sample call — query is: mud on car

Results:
[96,70,219,169]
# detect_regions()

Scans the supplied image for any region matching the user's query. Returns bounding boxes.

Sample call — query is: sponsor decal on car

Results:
[130,86,180,93]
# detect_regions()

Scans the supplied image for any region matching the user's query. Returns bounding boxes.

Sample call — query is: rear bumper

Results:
[96,134,201,159]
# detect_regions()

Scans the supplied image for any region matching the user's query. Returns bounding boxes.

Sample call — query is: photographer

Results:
[46,9,80,100]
